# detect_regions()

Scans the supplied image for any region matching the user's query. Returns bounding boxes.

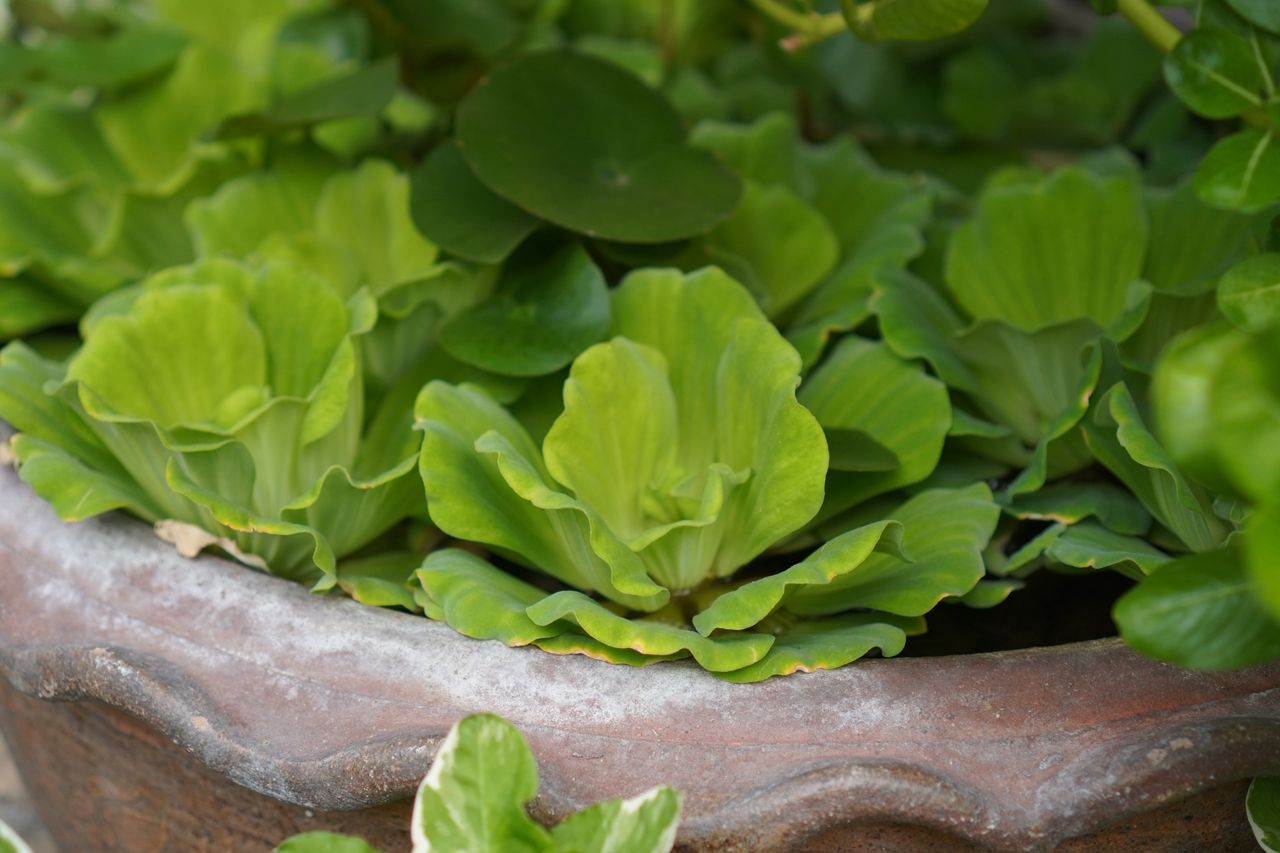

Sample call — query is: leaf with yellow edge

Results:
[717,613,918,683]
[692,519,904,635]
[417,549,564,646]
[525,591,774,673]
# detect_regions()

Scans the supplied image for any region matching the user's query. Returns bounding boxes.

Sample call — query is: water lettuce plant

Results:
[0,0,1276,696]
[416,266,997,679]
[275,714,682,853]
[0,258,421,588]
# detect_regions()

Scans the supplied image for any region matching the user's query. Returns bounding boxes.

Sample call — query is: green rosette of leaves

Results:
[415,267,998,680]
[0,258,423,589]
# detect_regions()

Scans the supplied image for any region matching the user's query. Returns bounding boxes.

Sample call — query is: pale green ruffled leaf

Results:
[609,267,828,579]
[800,335,949,518]
[525,590,773,672]
[1084,383,1228,553]
[679,181,838,319]
[337,552,421,610]
[717,613,915,683]
[417,549,563,646]
[946,167,1147,332]
[416,381,668,610]
[788,484,999,617]
[692,520,903,635]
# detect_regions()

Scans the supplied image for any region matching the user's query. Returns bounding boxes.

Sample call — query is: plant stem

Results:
[746,0,846,49]
[1115,0,1183,54]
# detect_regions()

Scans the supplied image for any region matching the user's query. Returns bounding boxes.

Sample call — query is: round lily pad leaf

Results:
[456,49,741,243]
[409,139,540,264]
[439,239,610,376]
[1195,129,1280,212]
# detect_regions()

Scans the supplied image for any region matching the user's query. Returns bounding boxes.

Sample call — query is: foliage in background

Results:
[275,714,682,853]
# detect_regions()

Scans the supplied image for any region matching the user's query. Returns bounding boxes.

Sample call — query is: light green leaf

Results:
[337,552,421,610]
[1164,28,1265,119]
[1142,178,1259,296]
[1084,383,1228,553]
[439,242,609,377]
[186,148,337,260]
[525,590,773,672]
[411,714,554,853]
[609,267,828,582]
[799,336,950,517]
[417,549,563,646]
[542,338,677,542]
[717,613,913,683]
[1195,129,1280,213]
[1219,254,1280,332]
[684,181,838,319]
[456,50,740,242]
[313,159,440,295]
[1248,777,1280,853]
[416,381,668,610]
[788,484,999,617]
[690,112,810,195]
[1114,546,1280,668]
[1246,500,1280,623]
[948,579,1021,609]
[408,140,540,264]
[1154,322,1280,503]
[550,787,682,853]
[692,520,904,635]
[946,166,1148,332]
[275,831,385,853]
[534,632,689,667]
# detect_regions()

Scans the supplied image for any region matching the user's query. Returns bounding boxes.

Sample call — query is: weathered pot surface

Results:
[1,461,1278,852]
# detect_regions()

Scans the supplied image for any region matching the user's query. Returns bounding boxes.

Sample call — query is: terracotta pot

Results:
[2,462,1279,853]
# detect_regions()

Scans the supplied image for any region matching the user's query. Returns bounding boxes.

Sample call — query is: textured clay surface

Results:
[1,463,1278,851]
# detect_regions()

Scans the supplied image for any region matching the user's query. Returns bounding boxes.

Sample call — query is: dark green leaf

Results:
[456,50,740,243]
[1164,28,1265,119]
[409,140,540,264]
[844,0,989,43]
[1223,0,1280,34]
[439,241,609,376]
[210,58,399,140]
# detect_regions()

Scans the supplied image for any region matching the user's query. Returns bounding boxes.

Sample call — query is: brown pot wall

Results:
[1,463,1278,852]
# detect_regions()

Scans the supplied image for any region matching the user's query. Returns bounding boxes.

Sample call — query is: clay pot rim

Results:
[3,465,1279,852]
